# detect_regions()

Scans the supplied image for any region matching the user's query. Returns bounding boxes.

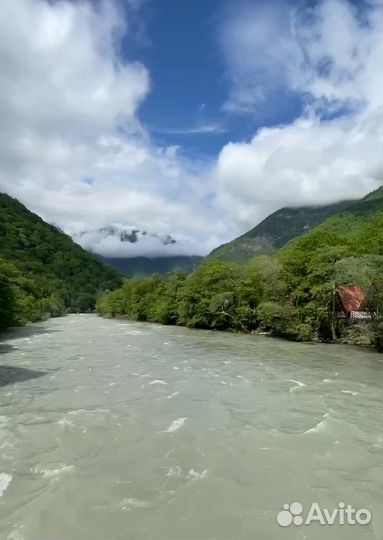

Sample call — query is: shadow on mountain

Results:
[0,365,47,387]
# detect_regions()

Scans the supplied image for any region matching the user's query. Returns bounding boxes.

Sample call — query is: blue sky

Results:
[0,0,381,256]
[126,0,305,157]
[121,0,371,157]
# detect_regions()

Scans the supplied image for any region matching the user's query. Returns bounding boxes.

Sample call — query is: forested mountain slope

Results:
[0,193,122,328]
[103,255,202,277]
[209,186,383,263]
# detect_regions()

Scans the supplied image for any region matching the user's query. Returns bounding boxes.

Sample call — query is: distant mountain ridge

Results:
[209,186,383,263]
[102,255,203,277]
[75,224,201,276]
[75,225,177,248]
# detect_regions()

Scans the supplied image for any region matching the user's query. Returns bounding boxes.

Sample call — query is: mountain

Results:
[310,185,383,236]
[363,185,383,201]
[74,224,202,276]
[74,225,177,253]
[103,256,203,277]
[209,186,383,263]
[0,193,122,327]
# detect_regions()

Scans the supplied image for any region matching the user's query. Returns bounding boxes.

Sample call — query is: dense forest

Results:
[103,255,202,277]
[97,208,383,352]
[0,193,122,328]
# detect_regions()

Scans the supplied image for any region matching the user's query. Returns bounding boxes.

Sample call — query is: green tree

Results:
[177,260,239,328]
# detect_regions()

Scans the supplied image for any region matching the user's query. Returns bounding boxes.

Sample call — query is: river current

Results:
[0,314,382,539]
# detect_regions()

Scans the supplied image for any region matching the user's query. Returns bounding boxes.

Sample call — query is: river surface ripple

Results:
[0,314,382,539]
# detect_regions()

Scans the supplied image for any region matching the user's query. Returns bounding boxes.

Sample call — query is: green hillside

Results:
[0,193,122,328]
[311,186,383,236]
[103,255,202,277]
[97,208,383,350]
[209,186,383,263]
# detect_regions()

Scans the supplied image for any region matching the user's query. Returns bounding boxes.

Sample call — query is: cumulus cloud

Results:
[215,0,383,230]
[215,109,382,228]
[220,0,382,114]
[0,0,224,255]
[0,0,381,256]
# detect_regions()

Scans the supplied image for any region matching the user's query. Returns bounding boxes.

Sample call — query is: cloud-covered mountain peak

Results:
[73,224,179,257]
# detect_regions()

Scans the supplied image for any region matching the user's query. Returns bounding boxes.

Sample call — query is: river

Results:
[0,314,382,539]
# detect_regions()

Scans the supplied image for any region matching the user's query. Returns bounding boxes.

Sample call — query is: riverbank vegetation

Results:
[0,193,122,329]
[97,213,383,351]
[1,189,382,353]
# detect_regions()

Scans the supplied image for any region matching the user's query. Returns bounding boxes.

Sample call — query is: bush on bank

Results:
[97,215,383,351]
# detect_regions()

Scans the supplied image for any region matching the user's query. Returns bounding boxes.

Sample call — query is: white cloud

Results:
[215,0,383,230]
[220,0,382,114]
[215,109,382,229]
[0,0,224,256]
[0,0,381,257]
[73,225,204,258]
[219,0,299,113]
[150,123,227,135]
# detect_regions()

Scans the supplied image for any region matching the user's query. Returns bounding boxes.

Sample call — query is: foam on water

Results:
[32,464,74,478]
[68,407,111,416]
[57,417,75,427]
[165,391,179,399]
[289,378,306,387]
[289,378,307,393]
[166,465,182,477]
[6,528,24,540]
[149,379,167,385]
[187,469,208,480]
[120,498,151,510]
[0,473,12,498]
[304,413,330,434]
[162,417,187,433]
[164,465,208,482]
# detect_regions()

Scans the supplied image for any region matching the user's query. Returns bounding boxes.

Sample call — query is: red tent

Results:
[337,285,365,317]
